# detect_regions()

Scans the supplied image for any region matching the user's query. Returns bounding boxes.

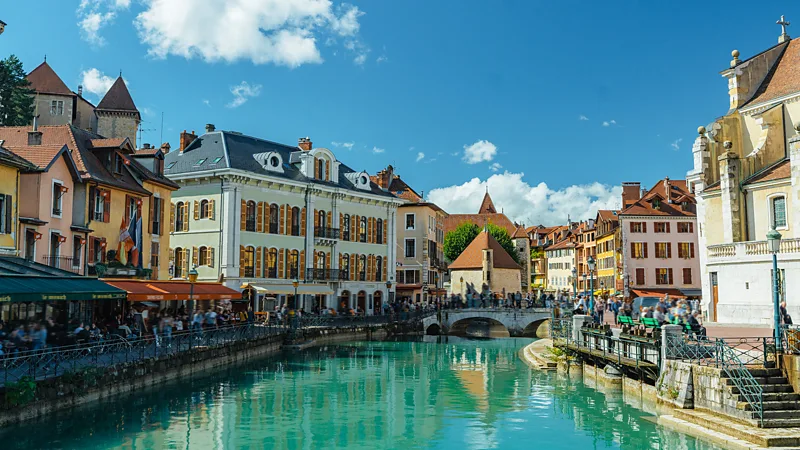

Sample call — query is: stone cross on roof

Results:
[778,15,791,43]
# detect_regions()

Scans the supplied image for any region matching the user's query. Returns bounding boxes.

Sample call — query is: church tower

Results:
[96,76,140,146]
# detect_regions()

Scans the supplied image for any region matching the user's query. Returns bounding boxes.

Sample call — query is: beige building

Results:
[449,228,522,297]
[26,61,97,132]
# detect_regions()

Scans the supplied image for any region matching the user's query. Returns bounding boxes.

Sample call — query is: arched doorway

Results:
[339,290,351,313]
[357,290,367,314]
[373,291,383,315]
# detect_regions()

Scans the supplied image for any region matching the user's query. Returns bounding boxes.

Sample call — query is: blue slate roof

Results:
[164,131,396,198]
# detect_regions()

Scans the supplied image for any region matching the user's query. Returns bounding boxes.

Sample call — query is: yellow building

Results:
[0,145,35,255]
[595,210,620,296]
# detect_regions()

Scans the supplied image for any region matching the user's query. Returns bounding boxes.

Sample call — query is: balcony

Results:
[245,219,256,232]
[708,238,800,262]
[42,255,84,275]
[314,227,340,246]
[305,268,340,281]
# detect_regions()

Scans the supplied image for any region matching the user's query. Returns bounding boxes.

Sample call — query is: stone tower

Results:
[96,76,140,146]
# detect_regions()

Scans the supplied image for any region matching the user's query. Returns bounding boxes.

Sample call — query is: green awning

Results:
[0,276,127,303]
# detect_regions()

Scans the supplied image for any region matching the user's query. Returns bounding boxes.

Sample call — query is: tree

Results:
[0,55,35,126]
[444,222,521,264]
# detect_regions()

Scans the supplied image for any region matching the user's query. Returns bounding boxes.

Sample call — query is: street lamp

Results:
[587,256,596,309]
[385,280,392,315]
[460,276,464,297]
[571,267,577,298]
[768,228,782,349]
[187,266,198,315]
[292,278,300,311]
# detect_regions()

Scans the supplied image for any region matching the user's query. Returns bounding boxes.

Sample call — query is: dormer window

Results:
[253,152,284,173]
[653,198,661,210]
[114,154,124,174]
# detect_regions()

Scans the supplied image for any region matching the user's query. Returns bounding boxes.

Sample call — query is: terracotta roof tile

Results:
[747,38,800,107]
[478,192,497,214]
[597,210,619,222]
[90,138,127,148]
[97,77,138,114]
[744,159,790,185]
[5,144,67,169]
[135,147,160,155]
[444,213,516,235]
[26,62,73,96]
[448,231,521,270]
[546,238,575,251]
[512,226,528,239]
[619,178,696,217]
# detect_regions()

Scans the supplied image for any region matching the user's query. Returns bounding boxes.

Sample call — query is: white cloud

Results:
[77,0,131,46]
[376,54,388,63]
[428,172,622,225]
[489,162,502,172]
[332,141,354,149]
[602,119,617,127]
[462,140,497,164]
[141,106,154,116]
[671,138,683,151]
[354,53,367,65]
[415,152,425,162]
[579,115,589,121]
[451,152,460,157]
[203,99,211,107]
[80,68,120,99]
[227,81,262,108]
[134,0,369,68]
[372,146,385,154]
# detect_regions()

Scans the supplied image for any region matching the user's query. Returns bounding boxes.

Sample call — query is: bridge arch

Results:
[425,323,442,335]
[449,317,510,338]
[521,318,550,338]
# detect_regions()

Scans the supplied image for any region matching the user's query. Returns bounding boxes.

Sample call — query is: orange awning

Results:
[630,288,686,299]
[102,279,241,302]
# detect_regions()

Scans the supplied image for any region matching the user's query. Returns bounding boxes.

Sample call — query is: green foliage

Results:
[531,247,544,260]
[0,55,35,126]
[443,222,521,264]
[5,376,36,406]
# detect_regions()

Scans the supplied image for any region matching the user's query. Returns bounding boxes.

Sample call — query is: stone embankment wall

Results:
[0,326,388,427]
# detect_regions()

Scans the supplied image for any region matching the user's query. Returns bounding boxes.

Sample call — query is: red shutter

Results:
[89,187,97,220]
[690,243,695,258]
[635,268,644,285]
[666,222,671,233]
[689,222,694,233]
[643,243,648,258]
[642,222,647,233]
[668,268,674,285]
[630,242,635,257]
[88,238,95,263]
[667,243,672,258]
[103,190,111,223]
[629,222,634,232]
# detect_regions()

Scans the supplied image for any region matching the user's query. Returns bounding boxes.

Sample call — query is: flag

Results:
[118,214,130,265]
[131,215,143,268]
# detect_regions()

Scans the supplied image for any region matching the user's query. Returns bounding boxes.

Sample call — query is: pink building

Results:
[8,143,86,273]
[619,178,701,300]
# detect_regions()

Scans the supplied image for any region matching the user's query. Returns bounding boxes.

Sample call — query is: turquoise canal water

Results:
[3,337,722,450]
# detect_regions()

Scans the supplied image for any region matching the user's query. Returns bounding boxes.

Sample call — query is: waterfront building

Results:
[526,225,555,295]
[0,144,37,256]
[575,221,597,296]
[688,31,800,323]
[619,178,700,301]
[448,227,522,297]
[164,130,403,314]
[545,228,577,295]
[371,165,447,303]
[595,210,621,296]
[0,72,178,280]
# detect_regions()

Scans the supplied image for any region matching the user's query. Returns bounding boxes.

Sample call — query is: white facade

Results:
[545,247,575,293]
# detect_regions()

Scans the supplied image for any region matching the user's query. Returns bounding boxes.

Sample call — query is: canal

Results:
[2,337,721,449]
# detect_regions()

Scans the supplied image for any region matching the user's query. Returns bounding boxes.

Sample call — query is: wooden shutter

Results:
[88,238,95,263]
[313,209,318,228]
[629,222,633,232]
[368,218,373,243]
[635,268,644,285]
[208,199,215,220]
[255,246,262,278]
[183,248,190,278]
[170,203,175,233]
[689,222,694,233]
[89,187,97,220]
[383,220,388,245]
[208,247,214,267]
[239,245,245,277]
[339,213,343,233]
[103,190,111,223]
[327,211,332,229]
[643,243,648,258]
[690,243,695,258]
[350,253,356,280]
[300,207,306,236]
[352,215,359,241]
[194,200,200,220]
[158,199,165,235]
[325,161,330,181]
[148,197,155,233]
[339,253,343,271]
[668,268,674,285]
[240,200,246,231]
[278,249,285,278]
[300,250,305,280]
[666,222,671,233]
[325,252,331,271]
[630,242,635,258]
[383,257,387,281]
[192,246,198,267]
[666,243,672,258]
[256,202,264,233]
[642,222,647,233]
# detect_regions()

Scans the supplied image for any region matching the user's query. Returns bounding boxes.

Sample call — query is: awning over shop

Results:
[248,283,333,295]
[102,279,240,302]
[0,276,126,303]
[679,288,703,297]
[630,288,687,299]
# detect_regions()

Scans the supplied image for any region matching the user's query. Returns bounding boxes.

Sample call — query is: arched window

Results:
[200,199,210,219]
[376,256,383,282]
[175,202,186,231]
[316,158,325,179]
[174,247,184,278]
[770,194,788,229]
[359,216,367,242]
[291,207,300,236]
[267,248,278,278]
[342,214,351,240]
[269,204,279,233]
[341,253,350,279]
[245,201,256,231]
[243,246,255,277]
[317,210,326,236]
[289,249,299,279]
[358,255,366,281]
[376,218,383,244]
[198,246,208,266]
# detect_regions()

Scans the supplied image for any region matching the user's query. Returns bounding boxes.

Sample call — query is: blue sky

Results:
[1,1,797,225]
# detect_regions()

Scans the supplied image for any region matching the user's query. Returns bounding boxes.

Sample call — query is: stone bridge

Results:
[422,308,551,338]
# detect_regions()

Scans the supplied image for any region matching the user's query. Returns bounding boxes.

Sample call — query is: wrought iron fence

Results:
[0,323,284,388]
[549,318,572,341]
[782,325,800,354]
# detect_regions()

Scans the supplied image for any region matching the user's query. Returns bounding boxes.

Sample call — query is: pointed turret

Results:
[96,76,140,147]
[27,61,72,96]
[478,190,497,214]
[97,77,139,116]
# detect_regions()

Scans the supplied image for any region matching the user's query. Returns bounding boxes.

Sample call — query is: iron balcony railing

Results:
[41,255,84,275]
[245,219,256,232]
[339,270,350,281]
[305,268,340,281]
[314,227,340,239]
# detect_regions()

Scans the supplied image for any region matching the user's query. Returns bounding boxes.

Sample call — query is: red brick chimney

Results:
[373,165,394,189]
[161,142,171,154]
[298,137,312,151]
[621,182,641,208]
[179,130,198,154]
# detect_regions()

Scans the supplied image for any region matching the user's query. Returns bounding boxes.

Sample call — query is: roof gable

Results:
[97,77,138,113]
[27,62,73,96]
[746,38,800,107]
[448,230,521,270]
[619,178,695,217]
[478,192,497,214]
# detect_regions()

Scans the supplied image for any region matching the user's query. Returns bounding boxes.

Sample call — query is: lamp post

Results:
[292,278,300,311]
[571,267,577,298]
[187,266,198,315]
[587,256,596,308]
[460,276,464,297]
[768,228,782,349]
[385,280,392,315]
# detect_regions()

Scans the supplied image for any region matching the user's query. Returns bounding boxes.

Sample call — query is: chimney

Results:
[143,143,151,149]
[205,123,215,133]
[161,142,171,154]
[298,137,312,151]
[179,130,198,154]
[663,177,671,199]
[621,182,641,208]
[28,116,42,145]
[77,85,83,97]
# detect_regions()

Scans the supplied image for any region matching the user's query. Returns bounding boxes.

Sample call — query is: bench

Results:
[617,315,635,326]
[641,317,660,329]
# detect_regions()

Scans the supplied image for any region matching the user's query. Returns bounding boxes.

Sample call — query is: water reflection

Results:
[3,337,721,450]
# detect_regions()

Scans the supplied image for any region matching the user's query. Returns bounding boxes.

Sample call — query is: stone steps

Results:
[739,401,800,412]
[729,384,795,394]
[724,376,789,386]
[671,409,800,447]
